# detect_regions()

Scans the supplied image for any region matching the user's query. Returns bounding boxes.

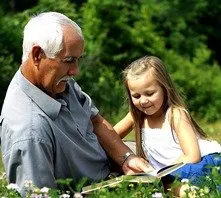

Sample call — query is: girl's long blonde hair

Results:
[123,56,207,158]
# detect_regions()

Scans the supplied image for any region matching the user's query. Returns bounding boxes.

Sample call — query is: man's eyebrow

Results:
[64,55,83,59]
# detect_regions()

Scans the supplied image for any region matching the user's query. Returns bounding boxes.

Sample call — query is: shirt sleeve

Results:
[81,90,99,117]
[1,117,56,196]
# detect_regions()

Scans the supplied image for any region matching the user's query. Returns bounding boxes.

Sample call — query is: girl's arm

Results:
[114,112,134,139]
[172,108,201,163]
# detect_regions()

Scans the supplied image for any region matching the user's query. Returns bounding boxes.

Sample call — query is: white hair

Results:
[22,12,83,63]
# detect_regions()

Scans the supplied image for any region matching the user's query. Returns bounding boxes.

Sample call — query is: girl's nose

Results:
[140,97,149,106]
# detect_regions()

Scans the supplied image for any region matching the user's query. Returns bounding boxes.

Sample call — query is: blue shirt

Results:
[0,70,110,193]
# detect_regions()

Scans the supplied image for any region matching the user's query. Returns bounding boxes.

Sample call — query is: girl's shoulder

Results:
[167,107,190,126]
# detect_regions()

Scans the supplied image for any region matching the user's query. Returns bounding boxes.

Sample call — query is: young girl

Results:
[114,56,221,195]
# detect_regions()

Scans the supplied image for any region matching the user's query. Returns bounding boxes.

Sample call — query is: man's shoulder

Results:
[1,84,52,140]
[2,71,29,109]
[2,80,38,117]
[1,109,53,149]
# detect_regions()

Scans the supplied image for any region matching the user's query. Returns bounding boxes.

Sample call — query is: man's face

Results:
[36,27,84,97]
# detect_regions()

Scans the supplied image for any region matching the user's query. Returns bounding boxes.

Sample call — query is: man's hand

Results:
[122,155,154,175]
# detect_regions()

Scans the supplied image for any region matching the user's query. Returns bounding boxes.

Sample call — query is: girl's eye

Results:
[132,94,140,99]
[146,92,154,96]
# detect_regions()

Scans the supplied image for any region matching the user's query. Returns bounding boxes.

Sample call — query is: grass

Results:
[1,172,220,197]
[201,120,221,143]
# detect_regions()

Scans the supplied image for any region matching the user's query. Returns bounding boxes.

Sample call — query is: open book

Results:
[81,162,185,194]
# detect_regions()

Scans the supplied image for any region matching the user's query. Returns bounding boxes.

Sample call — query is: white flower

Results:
[30,194,43,198]
[215,166,220,170]
[205,176,212,181]
[190,186,199,191]
[181,178,189,183]
[7,183,19,191]
[40,187,49,193]
[59,194,70,198]
[151,192,164,198]
[0,172,6,179]
[73,192,83,198]
[24,180,33,188]
[203,186,210,194]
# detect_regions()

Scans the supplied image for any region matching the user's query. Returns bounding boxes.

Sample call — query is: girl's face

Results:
[128,71,165,117]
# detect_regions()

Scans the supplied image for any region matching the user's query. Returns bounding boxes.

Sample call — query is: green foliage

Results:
[165,47,221,122]
[0,0,221,124]
[0,177,20,197]
[89,180,167,198]
[81,0,165,70]
[81,0,139,69]
[150,0,208,59]
[0,14,22,107]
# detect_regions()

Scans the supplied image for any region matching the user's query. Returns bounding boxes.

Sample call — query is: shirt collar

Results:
[16,69,61,120]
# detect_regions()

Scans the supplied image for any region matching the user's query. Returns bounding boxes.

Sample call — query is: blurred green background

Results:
[0,0,221,171]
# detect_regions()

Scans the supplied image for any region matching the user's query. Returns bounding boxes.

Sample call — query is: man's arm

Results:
[91,114,154,174]
[3,138,56,195]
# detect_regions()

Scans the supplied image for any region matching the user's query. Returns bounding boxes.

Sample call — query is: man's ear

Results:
[32,46,43,65]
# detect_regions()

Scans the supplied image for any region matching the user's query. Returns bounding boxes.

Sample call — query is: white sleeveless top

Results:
[141,109,221,170]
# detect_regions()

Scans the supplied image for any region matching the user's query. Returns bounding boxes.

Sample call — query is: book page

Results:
[131,162,185,178]
[81,162,185,194]
[131,170,158,177]
[156,162,185,178]
[81,176,126,194]
[81,174,156,194]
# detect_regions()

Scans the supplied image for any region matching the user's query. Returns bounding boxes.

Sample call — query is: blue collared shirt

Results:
[0,70,110,193]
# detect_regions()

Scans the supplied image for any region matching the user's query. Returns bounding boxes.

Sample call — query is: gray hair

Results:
[22,12,83,63]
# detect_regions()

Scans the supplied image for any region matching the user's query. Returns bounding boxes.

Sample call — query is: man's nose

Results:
[68,64,79,76]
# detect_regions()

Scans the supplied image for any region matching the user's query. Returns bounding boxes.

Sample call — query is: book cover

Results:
[81,162,185,194]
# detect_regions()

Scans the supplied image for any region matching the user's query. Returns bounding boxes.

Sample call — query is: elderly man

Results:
[0,12,152,195]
